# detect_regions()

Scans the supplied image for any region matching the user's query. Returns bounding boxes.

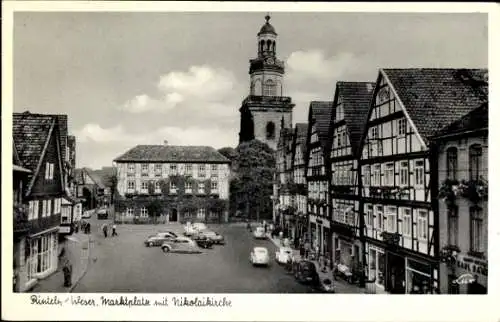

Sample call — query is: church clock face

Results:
[265,57,274,65]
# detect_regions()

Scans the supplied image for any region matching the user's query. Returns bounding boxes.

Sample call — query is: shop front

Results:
[440,253,488,294]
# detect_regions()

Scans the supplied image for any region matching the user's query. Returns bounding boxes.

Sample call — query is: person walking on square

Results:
[112,223,118,237]
[63,259,72,288]
[102,223,108,238]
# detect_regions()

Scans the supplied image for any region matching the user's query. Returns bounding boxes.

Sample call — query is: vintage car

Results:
[253,226,266,239]
[144,232,177,247]
[293,260,320,284]
[161,237,202,254]
[198,230,225,245]
[275,247,293,264]
[190,233,214,249]
[250,247,270,266]
[183,222,208,236]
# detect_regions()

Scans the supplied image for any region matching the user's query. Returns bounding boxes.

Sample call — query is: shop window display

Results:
[368,247,386,287]
[406,259,433,294]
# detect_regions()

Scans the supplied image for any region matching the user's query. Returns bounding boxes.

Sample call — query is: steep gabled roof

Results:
[335,82,375,154]
[381,68,488,144]
[93,167,117,187]
[308,101,334,149]
[84,168,106,189]
[114,145,230,163]
[435,103,488,137]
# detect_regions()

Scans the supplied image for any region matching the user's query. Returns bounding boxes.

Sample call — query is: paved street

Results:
[73,221,316,293]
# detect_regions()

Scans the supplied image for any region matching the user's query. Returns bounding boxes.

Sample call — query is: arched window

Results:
[469,144,482,181]
[266,122,276,140]
[263,79,276,96]
[266,39,272,51]
[272,41,276,53]
[260,40,265,53]
[446,147,458,181]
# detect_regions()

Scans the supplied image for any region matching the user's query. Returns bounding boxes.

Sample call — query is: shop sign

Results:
[455,254,488,276]
[453,273,476,285]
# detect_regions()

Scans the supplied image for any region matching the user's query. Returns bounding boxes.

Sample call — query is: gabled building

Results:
[433,102,488,294]
[329,82,374,279]
[358,68,488,294]
[274,125,295,232]
[13,112,66,291]
[291,123,309,242]
[113,144,231,224]
[74,167,107,210]
[305,101,334,258]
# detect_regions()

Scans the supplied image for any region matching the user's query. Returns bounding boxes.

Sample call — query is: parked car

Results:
[293,260,320,284]
[97,208,108,220]
[161,237,202,254]
[144,232,177,247]
[275,246,293,264]
[253,226,266,239]
[250,247,270,266]
[199,230,225,244]
[184,222,208,236]
[191,233,214,249]
[82,210,93,219]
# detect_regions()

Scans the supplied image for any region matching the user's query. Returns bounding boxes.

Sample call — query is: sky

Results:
[13,12,487,169]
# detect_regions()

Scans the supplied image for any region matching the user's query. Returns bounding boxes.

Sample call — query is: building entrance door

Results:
[387,252,406,294]
[170,208,178,222]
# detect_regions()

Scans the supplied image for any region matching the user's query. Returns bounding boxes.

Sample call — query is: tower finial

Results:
[265,13,270,23]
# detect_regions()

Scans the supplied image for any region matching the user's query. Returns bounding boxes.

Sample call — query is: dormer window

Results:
[45,163,54,180]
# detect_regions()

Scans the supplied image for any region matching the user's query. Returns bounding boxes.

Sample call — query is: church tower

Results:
[239,14,295,150]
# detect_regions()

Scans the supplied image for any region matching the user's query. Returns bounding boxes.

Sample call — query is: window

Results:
[368,247,386,286]
[377,206,384,231]
[469,144,482,181]
[415,160,424,186]
[373,165,381,186]
[45,163,54,180]
[371,126,379,139]
[211,164,218,171]
[29,200,39,220]
[386,207,397,233]
[397,118,407,135]
[446,147,458,181]
[42,200,47,218]
[141,181,148,192]
[448,206,458,246]
[337,133,341,147]
[402,208,412,237]
[211,181,218,190]
[400,161,409,186]
[384,163,394,186]
[266,122,276,140]
[198,164,206,178]
[155,181,161,193]
[170,182,177,192]
[141,164,149,176]
[197,208,206,219]
[185,164,193,175]
[211,164,218,177]
[170,164,177,175]
[127,180,135,190]
[417,211,428,240]
[33,200,39,219]
[263,79,276,96]
[140,207,148,218]
[362,166,370,186]
[185,182,193,192]
[128,164,135,173]
[154,164,162,177]
[366,205,373,227]
[126,208,134,217]
[198,182,205,194]
[342,132,347,146]
[470,207,483,253]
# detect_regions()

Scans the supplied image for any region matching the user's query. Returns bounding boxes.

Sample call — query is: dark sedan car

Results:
[191,234,214,249]
[293,260,320,284]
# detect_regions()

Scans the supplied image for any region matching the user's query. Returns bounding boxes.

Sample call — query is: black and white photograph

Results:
[2,2,498,321]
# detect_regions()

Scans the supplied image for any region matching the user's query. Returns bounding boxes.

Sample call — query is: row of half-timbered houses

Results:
[275,68,488,294]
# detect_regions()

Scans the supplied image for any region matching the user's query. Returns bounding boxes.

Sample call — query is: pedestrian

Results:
[74,222,79,233]
[304,240,311,259]
[62,259,72,287]
[102,223,108,238]
[112,223,118,237]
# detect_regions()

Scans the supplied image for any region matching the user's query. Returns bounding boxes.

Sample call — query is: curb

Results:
[69,234,92,293]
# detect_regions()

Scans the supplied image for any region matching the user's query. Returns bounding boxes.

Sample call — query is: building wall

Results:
[31,131,64,197]
[251,70,283,96]
[251,109,293,150]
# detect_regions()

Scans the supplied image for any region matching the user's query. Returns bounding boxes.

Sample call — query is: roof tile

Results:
[114,145,231,163]
[309,101,334,149]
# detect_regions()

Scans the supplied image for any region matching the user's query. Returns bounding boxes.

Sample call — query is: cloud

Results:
[286,50,357,82]
[120,65,241,116]
[75,123,238,149]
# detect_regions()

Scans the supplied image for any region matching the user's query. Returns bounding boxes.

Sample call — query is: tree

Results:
[231,140,275,221]
[146,199,163,224]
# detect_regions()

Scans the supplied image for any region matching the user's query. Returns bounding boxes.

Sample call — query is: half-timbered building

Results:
[305,101,334,258]
[13,112,66,291]
[329,82,374,278]
[274,126,294,231]
[291,123,309,242]
[359,68,488,294]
